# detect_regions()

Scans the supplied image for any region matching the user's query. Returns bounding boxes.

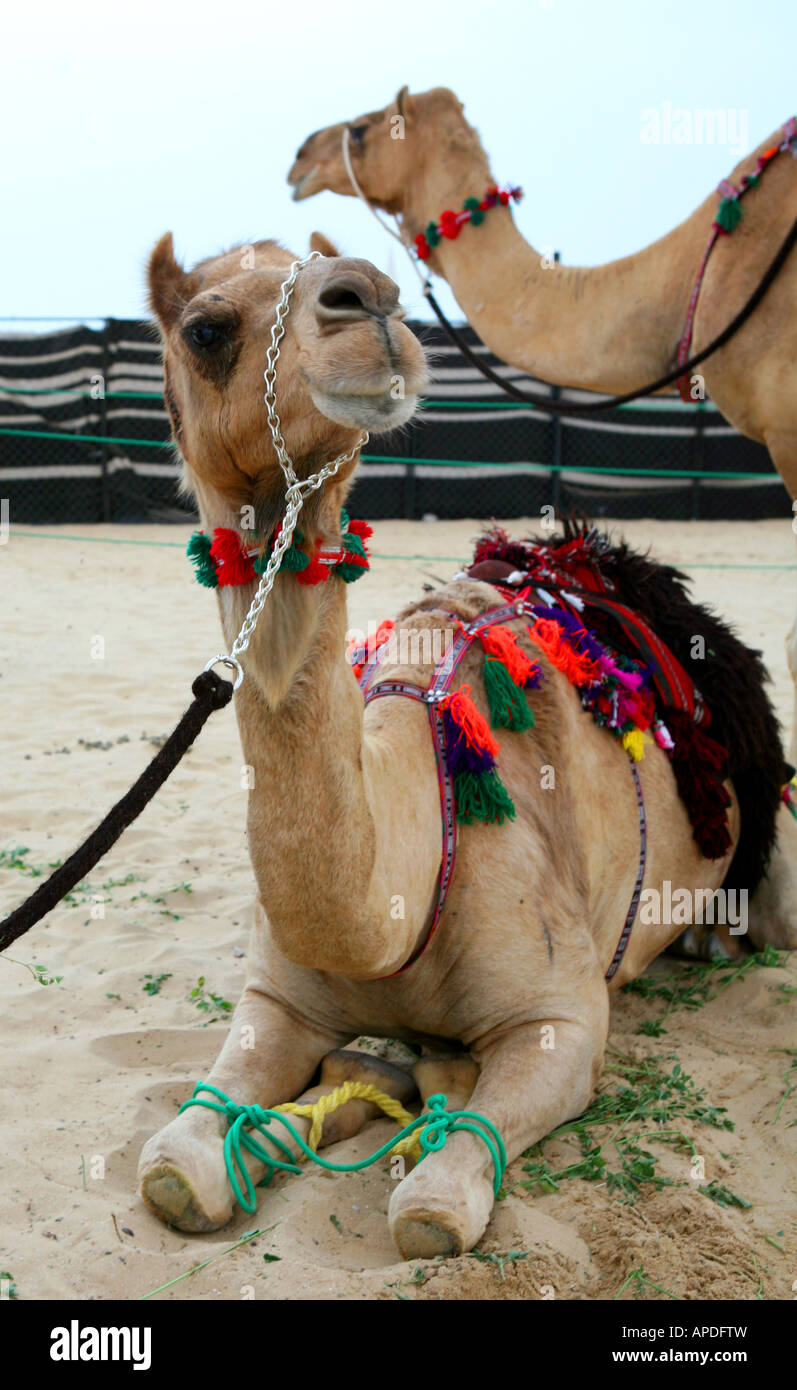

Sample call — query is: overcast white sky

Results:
[1,0,794,324]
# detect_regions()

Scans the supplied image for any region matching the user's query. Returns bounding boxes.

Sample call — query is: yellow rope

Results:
[275,1080,422,1159]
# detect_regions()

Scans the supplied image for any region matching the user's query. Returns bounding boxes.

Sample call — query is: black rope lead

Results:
[423,213,797,414]
[0,669,234,953]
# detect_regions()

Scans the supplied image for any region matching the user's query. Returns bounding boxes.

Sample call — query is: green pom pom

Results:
[279,544,310,573]
[336,562,367,584]
[745,172,760,188]
[340,507,350,530]
[483,657,534,731]
[715,197,742,233]
[425,221,441,248]
[187,532,218,588]
[342,531,368,561]
[454,769,516,825]
[463,196,485,227]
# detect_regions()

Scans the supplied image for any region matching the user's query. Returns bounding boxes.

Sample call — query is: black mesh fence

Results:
[0,316,788,525]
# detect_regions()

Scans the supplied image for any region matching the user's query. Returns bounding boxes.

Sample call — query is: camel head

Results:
[287,86,478,211]
[148,233,428,528]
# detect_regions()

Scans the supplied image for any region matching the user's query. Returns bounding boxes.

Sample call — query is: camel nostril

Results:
[316,274,381,324]
[319,285,368,314]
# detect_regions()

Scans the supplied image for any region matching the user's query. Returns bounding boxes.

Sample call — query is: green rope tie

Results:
[179,1082,507,1214]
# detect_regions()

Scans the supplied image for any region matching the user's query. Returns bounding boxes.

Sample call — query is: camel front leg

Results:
[388,1003,608,1260]
[138,987,345,1232]
[748,798,797,950]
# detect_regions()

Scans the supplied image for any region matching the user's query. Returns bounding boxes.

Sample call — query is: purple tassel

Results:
[532,604,607,664]
[441,706,496,778]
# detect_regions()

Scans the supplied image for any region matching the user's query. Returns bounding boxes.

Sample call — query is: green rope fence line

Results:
[7,531,795,570]
[0,425,780,483]
[179,1083,507,1213]
[0,386,701,413]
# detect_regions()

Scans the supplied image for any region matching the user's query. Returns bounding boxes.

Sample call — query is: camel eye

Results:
[189,321,223,349]
[348,124,367,147]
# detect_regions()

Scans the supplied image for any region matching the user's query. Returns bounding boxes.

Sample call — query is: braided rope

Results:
[276,1079,419,1154]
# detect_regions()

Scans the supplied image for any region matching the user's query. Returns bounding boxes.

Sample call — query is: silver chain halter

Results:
[204,251,369,690]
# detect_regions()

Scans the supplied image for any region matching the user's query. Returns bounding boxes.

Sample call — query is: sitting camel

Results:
[138,232,795,1260]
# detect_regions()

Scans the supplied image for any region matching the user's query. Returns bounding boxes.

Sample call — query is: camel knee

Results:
[748,802,797,950]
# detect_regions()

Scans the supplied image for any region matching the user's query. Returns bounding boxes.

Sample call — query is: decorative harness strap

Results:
[676,117,797,400]
[359,599,647,981]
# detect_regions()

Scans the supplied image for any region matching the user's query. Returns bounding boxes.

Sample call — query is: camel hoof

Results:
[388,1162,493,1260]
[138,1122,235,1233]
[389,1209,465,1260]
[139,1162,232,1233]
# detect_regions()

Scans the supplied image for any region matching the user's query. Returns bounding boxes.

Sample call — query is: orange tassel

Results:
[439,684,499,756]
[477,624,537,687]
[527,618,600,687]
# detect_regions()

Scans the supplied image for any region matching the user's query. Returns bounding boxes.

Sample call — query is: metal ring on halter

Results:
[203,654,244,692]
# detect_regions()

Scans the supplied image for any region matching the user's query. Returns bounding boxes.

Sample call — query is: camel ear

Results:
[396,85,411,121]
[148,232,191,329]
[309,231,340,258]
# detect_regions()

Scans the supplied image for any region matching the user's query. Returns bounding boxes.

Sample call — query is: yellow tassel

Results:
[622,728,648,762]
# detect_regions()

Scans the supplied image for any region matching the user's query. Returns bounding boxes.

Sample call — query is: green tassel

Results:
[336,562,368,584]
[715,197,742,233]
[340,507,350,530]
[341,531,368,561]
[280,544,310,573]
[454,769,516,825]
[483,657,534,731]
[425,220,441,248]
[187,532,218,588]
[463,196,485,227]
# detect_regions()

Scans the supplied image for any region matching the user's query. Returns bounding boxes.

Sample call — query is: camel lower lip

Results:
[290,168,319,202]
[309,388,419,432]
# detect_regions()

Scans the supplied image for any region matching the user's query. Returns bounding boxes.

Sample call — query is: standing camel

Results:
[137,232,791,1259]
[287,87,797,756]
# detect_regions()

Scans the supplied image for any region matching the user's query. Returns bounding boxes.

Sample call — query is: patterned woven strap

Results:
[363,680,457,975]
[605,762,647,981]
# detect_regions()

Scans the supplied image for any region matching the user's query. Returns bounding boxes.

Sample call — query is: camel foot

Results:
[388,1153,493,1260]
[138,1117,235,1233]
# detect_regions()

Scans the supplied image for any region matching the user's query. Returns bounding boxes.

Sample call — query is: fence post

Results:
[98,318,113,522]
[690,398,706,522]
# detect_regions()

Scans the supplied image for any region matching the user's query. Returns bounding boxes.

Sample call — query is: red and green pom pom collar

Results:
[414,184,523,261]
[187,508,372,589]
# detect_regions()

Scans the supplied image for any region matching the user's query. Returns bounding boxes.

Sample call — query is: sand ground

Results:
[1,516,796,1301]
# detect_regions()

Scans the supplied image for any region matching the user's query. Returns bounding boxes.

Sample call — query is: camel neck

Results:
[192,482,432,978]
[399,141,704,392]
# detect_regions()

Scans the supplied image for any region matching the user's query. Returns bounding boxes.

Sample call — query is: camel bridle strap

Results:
[0,256,369,950]
[675,118,797,399]
[340,124,797,415]
[341,126,428,288]
[360,598,647,982]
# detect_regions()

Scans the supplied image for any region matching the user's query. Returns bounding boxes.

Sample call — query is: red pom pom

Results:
[296,541,330,586]
[347,518,373,542]
[209,528,256,587]
[415,234,431,260]
[439,210,461,239]
[498,190,510,206]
